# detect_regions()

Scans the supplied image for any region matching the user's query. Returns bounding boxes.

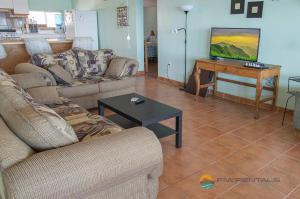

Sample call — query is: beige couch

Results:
[14,54,138,110]
[0,70,163,199]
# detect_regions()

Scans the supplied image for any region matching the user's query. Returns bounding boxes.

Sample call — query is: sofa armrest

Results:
[11,72,55,89]
[2,127,163,199]
[110,57,139,77]
[15,63,57,86]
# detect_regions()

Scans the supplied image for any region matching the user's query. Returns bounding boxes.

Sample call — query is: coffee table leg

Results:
[98,104,105,116]
[176,115,182,148]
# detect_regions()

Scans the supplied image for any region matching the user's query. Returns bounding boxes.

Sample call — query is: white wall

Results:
[144,6,157,37]
[72,0,144,71]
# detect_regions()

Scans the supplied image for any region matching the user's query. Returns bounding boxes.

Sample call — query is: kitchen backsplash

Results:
[0,11,66,40]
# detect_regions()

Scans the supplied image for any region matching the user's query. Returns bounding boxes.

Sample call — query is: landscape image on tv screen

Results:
[210,28,260,61]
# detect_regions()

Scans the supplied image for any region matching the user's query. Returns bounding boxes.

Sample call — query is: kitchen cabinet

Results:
[12,0,29,14]
[0,0,29,15]
[0,0,14,9]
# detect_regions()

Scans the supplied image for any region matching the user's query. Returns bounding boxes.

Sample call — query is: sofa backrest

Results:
[0,70,78,152]
[0,117,35,171]
[14,63,57,86]
[0,69,35,171]
[0,172,5,199]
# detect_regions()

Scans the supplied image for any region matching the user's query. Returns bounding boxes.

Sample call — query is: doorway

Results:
[144,0,158,78]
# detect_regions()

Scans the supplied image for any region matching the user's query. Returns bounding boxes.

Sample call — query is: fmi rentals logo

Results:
[199,174,281,190]
[199,174,215,190]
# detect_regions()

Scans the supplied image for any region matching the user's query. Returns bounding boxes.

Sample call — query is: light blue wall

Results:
[72,0,144,71]
[28,0,72,11]
[157,0,300,108]
[144,6,157,37]
[135,0,144,71]
[97,4,137,59]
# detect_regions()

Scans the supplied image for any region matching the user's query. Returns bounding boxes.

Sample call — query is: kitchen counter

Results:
[0,39,73,45]
[0,39,73,74]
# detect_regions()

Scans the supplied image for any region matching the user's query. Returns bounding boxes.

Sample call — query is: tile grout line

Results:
[208,120,296,198]
[159,125,299,196]
[214,135,299,198]
[158,111,287,192]
[283,183,300,199]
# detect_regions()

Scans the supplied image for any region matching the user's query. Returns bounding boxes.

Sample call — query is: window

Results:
[28,11,63,28]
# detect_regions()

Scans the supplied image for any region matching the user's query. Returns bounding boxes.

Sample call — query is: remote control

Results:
[135,99,145,105]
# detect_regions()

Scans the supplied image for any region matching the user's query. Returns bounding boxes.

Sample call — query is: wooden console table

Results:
[194,59,281,118]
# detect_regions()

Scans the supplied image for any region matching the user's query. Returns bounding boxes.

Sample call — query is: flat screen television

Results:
[210,28,261,62]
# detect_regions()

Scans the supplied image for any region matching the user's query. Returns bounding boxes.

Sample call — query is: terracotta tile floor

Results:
[101,76,300,198]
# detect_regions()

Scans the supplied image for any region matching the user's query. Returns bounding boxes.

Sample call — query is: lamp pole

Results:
[178,11,188,90]
[177,5,193,90]
[184,10,188,89]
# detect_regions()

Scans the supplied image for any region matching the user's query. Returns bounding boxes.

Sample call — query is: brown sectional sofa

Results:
[57,76,136,109]
[15,62,137,109]
[0,55,163,198]
[14,48,139,109]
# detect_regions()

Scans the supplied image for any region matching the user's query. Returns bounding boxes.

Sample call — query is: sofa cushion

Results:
[11,72,54,89]
[15,63,57,86]
[48,65,74,85]
[27,86,63,105]
[57,82,100,98]
[105,57,139,77]
[55,50,83,79]
[0,70,78,151]
[0,69,17,84]
[72,48,115,77]
[99,77,136,93]
[72,48,90,75]
[92,49,115,75]
[31,51,83,79]
[105,58,127,77]
[31,53,57,68]
[0,117,35,171]
[50,101,123,142]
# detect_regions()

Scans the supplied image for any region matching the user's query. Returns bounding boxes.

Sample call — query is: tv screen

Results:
[210,28,261,62]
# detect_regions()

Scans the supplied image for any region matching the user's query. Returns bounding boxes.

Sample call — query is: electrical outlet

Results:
[167,62,172,68]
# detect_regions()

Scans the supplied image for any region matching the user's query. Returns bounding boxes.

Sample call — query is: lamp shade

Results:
[180,5,194,12]
[0,44,7,59]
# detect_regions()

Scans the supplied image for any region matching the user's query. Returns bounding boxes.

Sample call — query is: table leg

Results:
[255,78,263,119]
[175,115,182,148]
[98,104,105,116]
[194,67,201,98]
[272,75,280,110]
[213,72,218,96]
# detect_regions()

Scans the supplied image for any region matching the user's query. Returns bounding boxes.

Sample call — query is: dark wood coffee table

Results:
[98,93,182,148]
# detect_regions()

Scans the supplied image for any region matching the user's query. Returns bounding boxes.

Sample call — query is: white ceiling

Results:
[144,0,157,7]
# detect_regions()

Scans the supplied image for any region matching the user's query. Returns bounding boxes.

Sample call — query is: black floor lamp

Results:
[173,5,194,90]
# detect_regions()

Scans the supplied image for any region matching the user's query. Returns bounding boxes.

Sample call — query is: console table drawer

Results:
[197,62,215,70]
[215,65,258,78]
[215,65,237,73]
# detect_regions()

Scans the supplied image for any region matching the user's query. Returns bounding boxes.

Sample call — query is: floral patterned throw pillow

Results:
[72,48,115,77]
[31,53,57,68]
[55,50,84,79]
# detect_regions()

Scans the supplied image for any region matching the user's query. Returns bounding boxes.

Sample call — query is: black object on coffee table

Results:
[98,93,182,148]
